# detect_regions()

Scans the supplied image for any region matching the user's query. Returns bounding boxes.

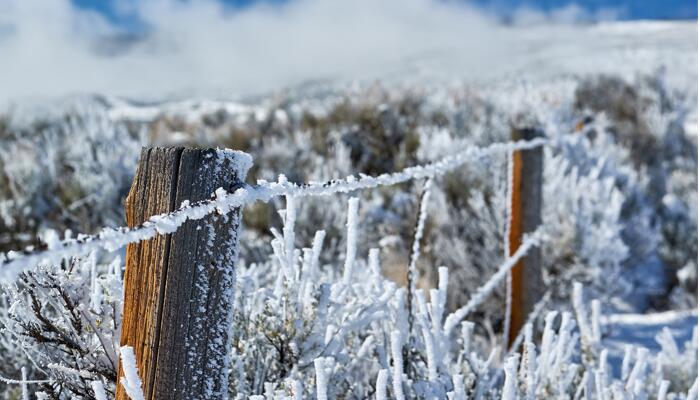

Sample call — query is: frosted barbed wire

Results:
[443,228,545,334]
[0,137,548,282]
[407,178,432,337]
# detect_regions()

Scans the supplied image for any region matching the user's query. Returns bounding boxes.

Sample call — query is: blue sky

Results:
[471,0,697,20]
[72,0,698,29]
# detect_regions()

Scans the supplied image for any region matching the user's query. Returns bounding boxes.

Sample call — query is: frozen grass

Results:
[0,68,696,397]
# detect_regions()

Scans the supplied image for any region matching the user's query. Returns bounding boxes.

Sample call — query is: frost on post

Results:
[118,148,251,400]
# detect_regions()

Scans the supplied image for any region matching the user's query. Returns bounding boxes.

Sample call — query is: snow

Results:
[0,373,51,385]
[501,355,519,400]
[450,374,466,400]
[91,381,109,400]
[375,369,389,400]
[688,380,699,400]
[314,357,333,400]
[310,230,326,279]
[106,97,263,125]
[390,330,406,400]
[282,194,298,278]
[601,309,698,378]
[119,346,145,400]
[20,367,28,400]
[47,363,95,379]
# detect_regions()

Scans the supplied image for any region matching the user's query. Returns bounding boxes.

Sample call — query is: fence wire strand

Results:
[443,228,545,334]
[406,178,433,341]
[0,137,548,282]
[0,136,556,389]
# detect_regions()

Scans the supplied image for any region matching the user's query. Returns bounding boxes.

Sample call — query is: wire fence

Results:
[0,137,548,281]
[0,136,552,388]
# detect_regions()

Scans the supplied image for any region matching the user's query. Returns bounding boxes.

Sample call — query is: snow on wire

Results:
[0,137,548,282]
[443,229,544,334]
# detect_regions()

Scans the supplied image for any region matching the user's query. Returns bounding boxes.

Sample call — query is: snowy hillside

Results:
[0,19,696,399]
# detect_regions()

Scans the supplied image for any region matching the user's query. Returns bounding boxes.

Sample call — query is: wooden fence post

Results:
[507,128,544,347]
[116,147,250,400]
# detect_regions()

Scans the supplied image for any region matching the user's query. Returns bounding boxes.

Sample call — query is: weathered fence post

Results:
[507,128,544,347]
[116,147,251,400]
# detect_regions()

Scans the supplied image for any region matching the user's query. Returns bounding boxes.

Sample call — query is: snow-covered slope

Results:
[86,21,696,139]
[378,21,696,87]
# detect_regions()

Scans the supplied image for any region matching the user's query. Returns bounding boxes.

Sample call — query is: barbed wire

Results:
[443,228,546,334]
[406,178,432,340]
[0,137,548,282]
[0,374,51,385]
[0,135,557,390]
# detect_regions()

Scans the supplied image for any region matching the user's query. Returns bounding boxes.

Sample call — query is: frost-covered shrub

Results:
[573,71,698,308]
[1,73,695,313]
[0,252,121,397]
[0,72,696,397]
[227,197,700,399]
[198,197,700,398]
[1,195,697,398]
[540,127,664,309]
[0,100,144,252]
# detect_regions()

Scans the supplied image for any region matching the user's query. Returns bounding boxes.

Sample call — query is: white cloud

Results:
[0,0,694,105]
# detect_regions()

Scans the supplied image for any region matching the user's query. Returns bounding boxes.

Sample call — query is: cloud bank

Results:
[0,0,694,105]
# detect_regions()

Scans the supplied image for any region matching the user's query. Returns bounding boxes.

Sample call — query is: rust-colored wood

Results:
[508,149,525,346]
[507,128,544,347]
[117,147,248,400]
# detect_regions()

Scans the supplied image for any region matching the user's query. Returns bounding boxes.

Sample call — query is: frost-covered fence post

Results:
[507,127,544,347]
[116,147,251,400]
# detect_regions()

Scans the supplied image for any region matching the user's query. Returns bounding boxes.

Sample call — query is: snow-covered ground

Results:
[603,310,698,375]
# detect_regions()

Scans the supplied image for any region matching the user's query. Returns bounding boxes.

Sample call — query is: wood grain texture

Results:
[507,128,544,347]
[117,147,247,400]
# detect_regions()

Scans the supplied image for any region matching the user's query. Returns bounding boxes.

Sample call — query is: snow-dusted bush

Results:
[0,253,122,397]
[1,73,695,312]
[0,71,696,397]
[0,100,144,253]
[1,190,697,398]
